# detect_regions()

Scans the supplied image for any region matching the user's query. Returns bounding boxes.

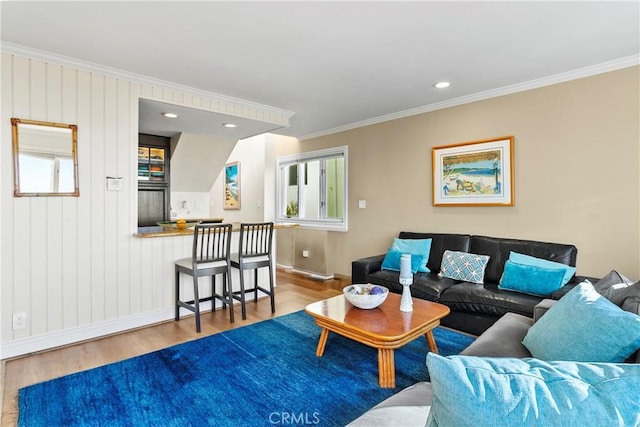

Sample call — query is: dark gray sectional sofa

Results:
[352,232,596,336]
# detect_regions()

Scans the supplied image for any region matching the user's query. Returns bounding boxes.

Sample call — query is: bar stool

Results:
[175,223,234,332]
[230,222,275,320]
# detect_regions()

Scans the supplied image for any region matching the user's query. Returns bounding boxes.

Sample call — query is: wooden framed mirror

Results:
[11,118,79,197]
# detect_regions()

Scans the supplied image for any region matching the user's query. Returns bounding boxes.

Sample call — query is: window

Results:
[277,146,347,231]
[18,153,75,193]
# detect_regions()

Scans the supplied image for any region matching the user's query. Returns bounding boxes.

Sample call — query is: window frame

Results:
[276,145,348,231]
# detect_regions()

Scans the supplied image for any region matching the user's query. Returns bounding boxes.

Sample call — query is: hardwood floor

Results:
[1,269,349,427]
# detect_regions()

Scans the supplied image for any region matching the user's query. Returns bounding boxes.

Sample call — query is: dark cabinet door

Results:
[138,187,169,226]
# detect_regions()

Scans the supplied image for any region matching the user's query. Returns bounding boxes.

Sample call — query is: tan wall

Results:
[290,66,640,279]
[292,228,329,275]
[275,228,329,275]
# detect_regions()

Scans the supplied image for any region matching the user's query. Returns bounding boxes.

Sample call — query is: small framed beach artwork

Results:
[223,161,240,210]
[432,136,514,206]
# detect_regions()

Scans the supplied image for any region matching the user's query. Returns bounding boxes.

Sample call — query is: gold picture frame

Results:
[223,161,240,210]
[432,136,514,206]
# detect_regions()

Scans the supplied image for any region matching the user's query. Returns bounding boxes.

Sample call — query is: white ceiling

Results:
[1,1,638,140]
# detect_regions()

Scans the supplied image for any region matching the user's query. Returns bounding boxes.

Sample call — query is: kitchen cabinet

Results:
[138,134,170,227]
[138,146,167,182]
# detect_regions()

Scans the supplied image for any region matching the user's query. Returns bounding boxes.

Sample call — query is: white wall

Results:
[170,192,211,220]
[209,134,274,223]
[0,52,289,358]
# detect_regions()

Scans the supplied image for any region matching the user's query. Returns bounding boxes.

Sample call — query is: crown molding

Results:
[1,42,295,121]
[300,54,640,141]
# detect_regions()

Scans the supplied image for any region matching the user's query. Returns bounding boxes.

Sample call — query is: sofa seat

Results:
[460,312,533,358]
[438,282,545,318]
[368,269,459,301]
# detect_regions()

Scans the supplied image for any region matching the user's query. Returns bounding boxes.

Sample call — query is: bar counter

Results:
[134,221,298,238]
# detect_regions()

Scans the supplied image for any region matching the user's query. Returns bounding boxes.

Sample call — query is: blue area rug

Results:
[18,310,474,426]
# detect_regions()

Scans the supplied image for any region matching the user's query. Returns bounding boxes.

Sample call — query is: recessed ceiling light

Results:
[433,81,451,89]
[222,123,237,128]
[162,112,179,118]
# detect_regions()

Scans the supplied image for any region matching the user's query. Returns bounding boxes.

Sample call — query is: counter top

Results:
[134,222,299,238]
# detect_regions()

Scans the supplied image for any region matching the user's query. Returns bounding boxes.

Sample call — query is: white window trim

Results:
[276,145,348,232]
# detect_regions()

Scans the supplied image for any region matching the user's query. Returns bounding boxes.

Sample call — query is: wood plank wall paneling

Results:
[0,52,290,356]
[1,53,14,343]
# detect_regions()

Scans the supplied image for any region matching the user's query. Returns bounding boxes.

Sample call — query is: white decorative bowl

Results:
[343,284,389,309]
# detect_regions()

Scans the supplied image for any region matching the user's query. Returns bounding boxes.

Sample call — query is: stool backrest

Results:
[192,223,232,265]
[238,222,274,259]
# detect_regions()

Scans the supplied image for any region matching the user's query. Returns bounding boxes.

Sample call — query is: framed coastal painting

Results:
[223,161,240,210]
[432,136,514,206]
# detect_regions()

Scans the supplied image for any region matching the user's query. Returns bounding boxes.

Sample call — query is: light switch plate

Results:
[358,200,366,209]
[106,177,123,191]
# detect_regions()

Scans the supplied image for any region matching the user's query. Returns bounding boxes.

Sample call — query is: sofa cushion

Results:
[438,281,543,318]
[346,382,432,427]
[469,235,577,284]
[381,250,429,274]
[426,354,640,427]
[460,312,533,358]
[438,250,489,284]
[508,251,576,285]
[523,282,640,362]
[398,232,471,274]
[498,260,566,296]
[390,238,432,273]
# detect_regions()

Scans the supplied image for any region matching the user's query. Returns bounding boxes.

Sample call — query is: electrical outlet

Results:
[302,250,309,258]
[12,312,27,330]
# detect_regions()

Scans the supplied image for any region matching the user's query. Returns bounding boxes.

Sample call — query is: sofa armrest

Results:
[351,254,386,284]
[551,275,600,299]
[533,299,557,323]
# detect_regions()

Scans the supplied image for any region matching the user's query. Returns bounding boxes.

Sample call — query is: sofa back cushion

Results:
[469,235,577,284]
[398,232,471,274]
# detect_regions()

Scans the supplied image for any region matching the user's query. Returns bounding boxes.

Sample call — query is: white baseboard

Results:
[290,268,334,281]
[0,301,215,360]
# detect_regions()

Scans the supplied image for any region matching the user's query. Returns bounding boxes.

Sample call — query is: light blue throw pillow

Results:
[381,250,429,274]
[498,260,566,296]
[437,250,489,284]
[509,251,576,285]
[522,281,640,362]
[391,238,431,273]
[426,354,640,427]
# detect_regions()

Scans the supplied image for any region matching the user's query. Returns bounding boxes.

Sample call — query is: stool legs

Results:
[224,272,234,323]
[212,273,235,323]
[233,265,275,318]
[267,263,275,314]
[174,268,180,321]
[238,269,248,320]
[193,275,201,333]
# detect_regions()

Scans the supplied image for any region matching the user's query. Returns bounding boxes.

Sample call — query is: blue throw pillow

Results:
[426,354,640,427]
[381,250,429,274]
[498,260,566,296]
[437,250,489,284]
[391,238,431,273]
[508,251,576,285]
[522,281,640,362]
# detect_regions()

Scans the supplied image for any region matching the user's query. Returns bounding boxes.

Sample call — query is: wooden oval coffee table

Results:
[305,292,450,388]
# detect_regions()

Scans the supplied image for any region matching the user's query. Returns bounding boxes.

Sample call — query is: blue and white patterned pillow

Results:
[438,250,490,284]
